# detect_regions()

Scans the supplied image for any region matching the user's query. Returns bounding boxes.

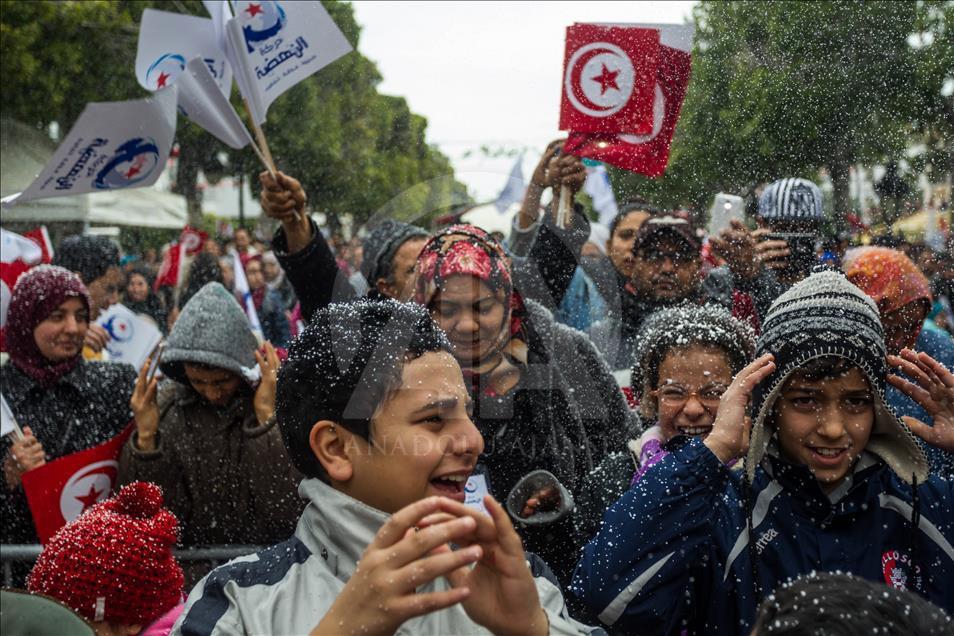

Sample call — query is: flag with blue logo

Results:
[223,1,353,125]
[136,9,253,150]
[96,304,163,370]
[2,88,178,206]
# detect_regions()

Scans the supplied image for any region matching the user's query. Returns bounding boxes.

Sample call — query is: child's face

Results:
[346,350,484,514]
[775,366,874,493]
[654,344,733,441]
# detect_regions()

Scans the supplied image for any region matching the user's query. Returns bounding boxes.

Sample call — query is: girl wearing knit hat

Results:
[1,266,136,574]
[572,269,954,634]
[27,481,185,636]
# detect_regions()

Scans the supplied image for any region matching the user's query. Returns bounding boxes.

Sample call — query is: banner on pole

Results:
[559,24,660,135]
[2,89,178,205]
[564,24,694,178]
[225,1,353,125]
[22,423,135,544]
[136,8,233,96]
[96,304,163,370]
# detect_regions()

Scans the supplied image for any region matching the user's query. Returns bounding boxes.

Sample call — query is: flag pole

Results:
[557,184,572,229]
[241,98,306,222]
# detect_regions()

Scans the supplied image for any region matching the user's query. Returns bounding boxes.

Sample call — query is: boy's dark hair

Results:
[53,235,120,284]
[276,299,453,480]
[752,572,951,635]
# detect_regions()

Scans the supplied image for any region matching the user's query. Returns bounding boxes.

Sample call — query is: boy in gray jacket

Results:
[174,300,602,635]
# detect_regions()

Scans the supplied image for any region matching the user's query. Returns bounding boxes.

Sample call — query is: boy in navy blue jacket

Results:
[572,270,954,634]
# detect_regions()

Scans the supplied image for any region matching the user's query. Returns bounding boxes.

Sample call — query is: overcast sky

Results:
[350,1,696,201]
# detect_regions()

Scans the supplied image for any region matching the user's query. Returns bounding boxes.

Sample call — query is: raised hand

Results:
[704,353,776,463]
[260,170,311,253]
[131,355,160,451]
[3,426,46,490]
[520,484,561,518]
[84,323,111,353]
[253,341,280,425]
[887,349,954,452]
[446,496,550,636]
[310,497,484,636]
[259,170,307,222]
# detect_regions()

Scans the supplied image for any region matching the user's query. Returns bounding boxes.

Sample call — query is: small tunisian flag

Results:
[559,24,660,135]
[22,422,134,544]
[154,226,207,291]
[564,24,694,178]
[1,228,46,351]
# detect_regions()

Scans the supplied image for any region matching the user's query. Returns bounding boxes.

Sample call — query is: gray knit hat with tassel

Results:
[746,269,928,484]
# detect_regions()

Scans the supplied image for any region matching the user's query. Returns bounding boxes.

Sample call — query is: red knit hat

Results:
[27,482,184,626]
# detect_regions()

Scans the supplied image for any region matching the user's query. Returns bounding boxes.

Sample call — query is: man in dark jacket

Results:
[590,215,734,372]
[118,282,302,555]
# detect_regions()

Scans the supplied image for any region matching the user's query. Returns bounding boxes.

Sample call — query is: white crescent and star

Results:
[565,41,636,118]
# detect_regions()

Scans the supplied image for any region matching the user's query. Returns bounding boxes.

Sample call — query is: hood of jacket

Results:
[161,282,260,386]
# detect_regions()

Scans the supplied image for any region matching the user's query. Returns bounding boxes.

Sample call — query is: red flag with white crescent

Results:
[564,24,694,177]
[22,422,135,544]
[0,228,46,352]
[559,24,660,135]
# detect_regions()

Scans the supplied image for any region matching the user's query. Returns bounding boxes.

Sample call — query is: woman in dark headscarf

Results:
[414,224,632,586]
[0,266,135,554]
[123,264,168,335]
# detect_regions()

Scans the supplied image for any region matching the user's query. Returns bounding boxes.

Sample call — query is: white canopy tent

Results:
[1,118,188,229]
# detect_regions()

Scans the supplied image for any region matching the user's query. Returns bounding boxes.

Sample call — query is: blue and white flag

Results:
[137,9,252,149]
[2,88,178,206]
[583,162,619,226]
[231,250,264,339]
[136,8,232,95]
[495,154,526,214]
[224,1,353,125]
[96,304,163,370]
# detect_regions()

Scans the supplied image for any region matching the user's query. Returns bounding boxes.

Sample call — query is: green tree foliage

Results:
[611,0,951,224]
[0,0,467,229]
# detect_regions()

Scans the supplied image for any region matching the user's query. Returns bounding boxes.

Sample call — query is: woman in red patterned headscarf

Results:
[414,224,632,586]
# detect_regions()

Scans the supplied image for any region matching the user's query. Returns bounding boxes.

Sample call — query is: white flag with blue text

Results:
[224,1,353,125]
[2,88,178,206]
[136,9,252,149]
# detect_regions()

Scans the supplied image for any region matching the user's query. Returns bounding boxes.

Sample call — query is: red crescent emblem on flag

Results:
[564,42,635,118]
[59,460,118,523]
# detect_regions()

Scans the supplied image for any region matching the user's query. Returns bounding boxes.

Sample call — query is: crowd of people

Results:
[1,140,952,635]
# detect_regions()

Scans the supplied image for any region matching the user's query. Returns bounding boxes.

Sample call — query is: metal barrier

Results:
[1,544,264,587]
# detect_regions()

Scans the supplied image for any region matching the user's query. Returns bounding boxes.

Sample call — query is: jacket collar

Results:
[295,478,389,581]
[764,442,885,519]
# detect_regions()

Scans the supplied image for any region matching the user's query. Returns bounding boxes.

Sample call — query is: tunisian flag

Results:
[0,228,48,351]
[559,24,659,135]
[154,226,207,291]
[564,24,694,178]
[22,422,134,544]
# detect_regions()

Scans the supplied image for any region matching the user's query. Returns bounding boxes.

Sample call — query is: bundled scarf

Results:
[414,225,528,396]
[844,246,932,317]
[5,265,91,389]
[262,251,285,292]
[243,254,268,311]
